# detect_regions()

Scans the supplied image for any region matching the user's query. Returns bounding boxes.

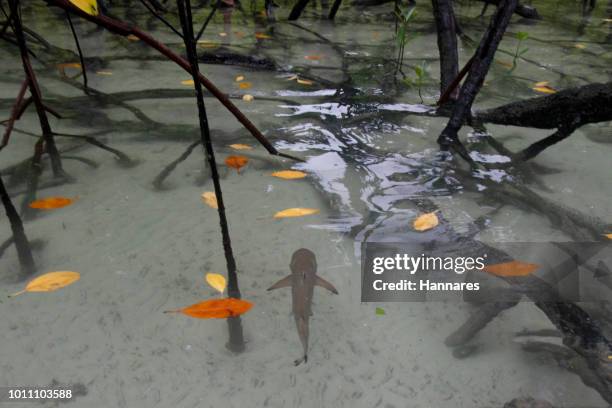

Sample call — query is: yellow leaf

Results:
[205,273,227,293]
[9,271,80,297]
[534,81,549,87]
[181,79,195,85]
[238,82,252,89]
[413,211,439,231]
[229,143,253,150]
[235,75,245,82]
[574,43,586,49]
[255,32,272,39]
[69,0,98,15]
[96,70,113,76]
[533,85,556,94]
[285,75,298,81]
[271,170,307,180]
[297,78,314,85]
[242,94,254,102]
[126,34,139,41]
[604,233,612,239]
[274,208,320,218]
[201,192,218,209]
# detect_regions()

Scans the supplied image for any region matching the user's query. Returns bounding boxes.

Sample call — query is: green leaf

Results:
[516,31,529,41]
[375,307,386,315]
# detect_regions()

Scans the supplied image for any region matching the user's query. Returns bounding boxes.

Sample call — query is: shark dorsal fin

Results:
[267,275,293,291]
[315,275,339,294]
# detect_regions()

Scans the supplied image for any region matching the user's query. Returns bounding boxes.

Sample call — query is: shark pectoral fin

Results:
[314,275,339,294]
[267,275,293,291]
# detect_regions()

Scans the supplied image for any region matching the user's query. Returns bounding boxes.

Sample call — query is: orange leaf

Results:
[413,211,439,231]
[483,260,539,277]
[271,170,307,179]
[126,34,139,41]
[238,82,252,89]
[273,208,319,218]
[225,155,249,173]
[604,233,612,239]
[255,32,272,39]
[165,298,253,319]
[29,197,76,210]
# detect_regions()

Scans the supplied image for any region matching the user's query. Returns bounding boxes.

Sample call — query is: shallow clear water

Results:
[1,0,612,406]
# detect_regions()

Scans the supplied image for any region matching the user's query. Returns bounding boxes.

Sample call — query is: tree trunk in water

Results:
[437,0,518,157]
[431,0,459,99]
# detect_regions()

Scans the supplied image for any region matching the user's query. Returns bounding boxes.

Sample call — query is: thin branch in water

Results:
[1,78,28,151]
[177,0,245,353]
[138,0,184,38]
[0,172,36,278]
[153,139,201,190]
[195,0,218,42]
[65,10,88,91]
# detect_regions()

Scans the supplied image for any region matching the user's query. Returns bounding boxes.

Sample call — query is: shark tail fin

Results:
[315,275,338,294]
[267,275,292,291]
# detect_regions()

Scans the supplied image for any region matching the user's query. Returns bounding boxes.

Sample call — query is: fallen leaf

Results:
[238,82,252,89]
[205,273,227,293]
[285,75,298,81]
[603,18,612,22]
[126,34,139,41]
[29,197,75,210]
[201,192,218,209]
[496,59,514,69]
[69,0,98,15]
[304,55,322,60]
[95,70,113,76]
[225,155,249,173]
[534,81,549,87]
[271,170,307,179]
[375,307,385,315]
[181,79,195,85]
[255,32,272,39]
[9,271,80,297]
[56,62,82,77]
[242,94,254,102]
[574,43,586,49]
[229,143,253,150]
[197,40,220,48]
[297,78,314,85]
[219,32,227,37]
[235,75,245,82]
[164,298,253,319]
[483,260,539,277]
[533,85,556,94]
[604,233,612,239]
[273,208,320,218]
[413,211,439,231]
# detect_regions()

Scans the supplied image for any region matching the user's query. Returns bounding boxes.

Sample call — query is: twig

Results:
[153,139,200,189]
[195,0,218,42]
[65,10,88,91]
[138,0,184,38]
[1,78,28,151]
